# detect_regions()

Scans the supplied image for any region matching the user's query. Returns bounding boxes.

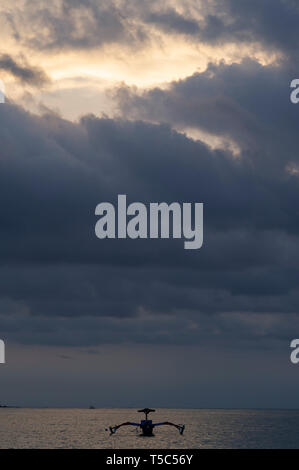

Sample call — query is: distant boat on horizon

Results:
[0,405,19,408]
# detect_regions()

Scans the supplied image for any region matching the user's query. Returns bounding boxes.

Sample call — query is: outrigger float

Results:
[108,408,185,437]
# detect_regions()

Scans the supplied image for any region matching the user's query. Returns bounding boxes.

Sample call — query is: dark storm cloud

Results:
[6,0,299,55]
[143,0,299,57]
[201,0,299,55]
[114,57,299,172]
[0,54,50,86]
[1,305,298,348]
[1,2,299,348]
[146,9,200,35]
[0,86,299,347]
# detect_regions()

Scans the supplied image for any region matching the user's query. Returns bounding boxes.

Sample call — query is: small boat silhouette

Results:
[108,408,185,437]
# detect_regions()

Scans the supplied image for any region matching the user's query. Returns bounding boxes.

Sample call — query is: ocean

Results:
[0,408,298,449]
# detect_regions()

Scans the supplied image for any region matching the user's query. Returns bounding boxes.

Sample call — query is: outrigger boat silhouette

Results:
[108,408,185,437]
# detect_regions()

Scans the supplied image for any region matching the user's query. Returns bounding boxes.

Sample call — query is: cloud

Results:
[202,0,299,56]
[113,57,298,170]
[0,2,299,351]
[0,0,298,408]
[146,8,200,35]
[0,54,50,86]
[0,97,298,347]
[3,0,299,59]
[5,0,147,52]
[143,0,299,58]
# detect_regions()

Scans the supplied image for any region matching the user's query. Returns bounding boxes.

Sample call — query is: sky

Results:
[1,0,299,408]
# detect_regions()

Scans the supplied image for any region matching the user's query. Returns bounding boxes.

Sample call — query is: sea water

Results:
[0,408,298,449]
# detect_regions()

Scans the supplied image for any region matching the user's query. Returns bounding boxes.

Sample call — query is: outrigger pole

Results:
[108,408,185,437]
